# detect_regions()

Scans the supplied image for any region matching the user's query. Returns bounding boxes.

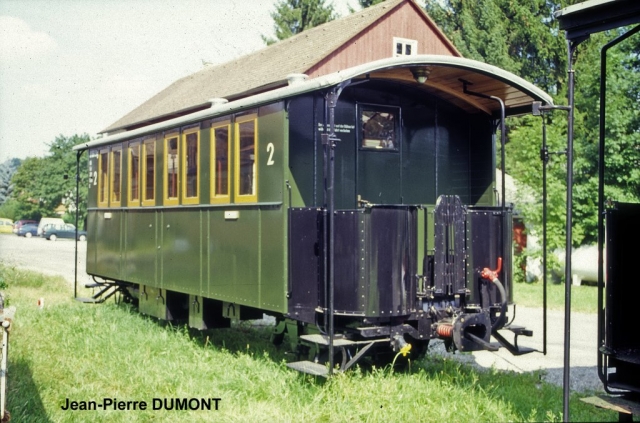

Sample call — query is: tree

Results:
[424,1,640,250]
[571,30,640,243]
[10,156,52,220]
[424,0,570,94]
[0,158,21,206]
[348,0,386,13]
[9,134,89,224]
[44,134,90,224]
[263,0,336,45]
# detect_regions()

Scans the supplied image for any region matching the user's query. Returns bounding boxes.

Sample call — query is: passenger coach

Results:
[74,55,552,373]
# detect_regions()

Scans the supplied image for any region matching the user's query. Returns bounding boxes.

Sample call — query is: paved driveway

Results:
[430,305,602,392]
[0,233,87,285]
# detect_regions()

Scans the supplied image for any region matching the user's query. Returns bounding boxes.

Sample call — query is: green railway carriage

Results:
[75,55,553,372]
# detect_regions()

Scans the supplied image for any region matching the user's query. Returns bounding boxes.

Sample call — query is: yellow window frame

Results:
[181,128,200,205]
[110,147,122,207]
[97,148,109,208]
[128,142,141,207]
[141,139,156,207]
[164,133,180,206]
[211,122,231,204]
[234,115,258,203]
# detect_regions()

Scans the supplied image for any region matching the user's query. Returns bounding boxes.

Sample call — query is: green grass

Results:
[1,264,617,422]
[514,280,599,314]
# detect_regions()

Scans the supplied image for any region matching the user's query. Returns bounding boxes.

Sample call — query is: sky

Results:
[0,0,360,163]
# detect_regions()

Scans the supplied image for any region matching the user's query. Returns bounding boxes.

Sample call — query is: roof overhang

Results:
[76,55,553,152]
[555,0,640,41]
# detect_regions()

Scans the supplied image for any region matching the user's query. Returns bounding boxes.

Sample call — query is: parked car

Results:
[37,217,65,236]
[42,223,87,241]
[0,218,13,234]
[43,223,87,241]
[13,219,37,234]
[16,223,39,238]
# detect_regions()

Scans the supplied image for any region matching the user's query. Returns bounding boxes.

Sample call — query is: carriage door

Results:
[356,105,402,205]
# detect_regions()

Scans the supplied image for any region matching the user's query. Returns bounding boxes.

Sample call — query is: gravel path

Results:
[0,233,604,392]
[429,305,603,393]
[0,233,87,285]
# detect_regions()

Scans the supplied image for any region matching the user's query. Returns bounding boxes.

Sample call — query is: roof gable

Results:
[102,0,459,133]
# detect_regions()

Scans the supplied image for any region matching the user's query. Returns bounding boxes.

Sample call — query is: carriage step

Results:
[75,297,104,304]
[299,334,356,347]
[286,361,330,377]
[505,325,533,337]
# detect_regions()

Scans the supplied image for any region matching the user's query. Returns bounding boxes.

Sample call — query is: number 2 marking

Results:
[266,143,275,165]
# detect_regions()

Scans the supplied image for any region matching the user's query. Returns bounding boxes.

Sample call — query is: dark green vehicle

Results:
[74,56,552,373]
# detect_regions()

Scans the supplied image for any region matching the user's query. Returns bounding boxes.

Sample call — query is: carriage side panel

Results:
[123,209,157,286]
[160,209,203,295]
[288,95,317,207]
[257,104,287,312]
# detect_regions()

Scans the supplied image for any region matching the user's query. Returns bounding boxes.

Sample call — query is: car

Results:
[17,223,38,238]
[42,223,87,241]
[37,217,65,236]
[13,219,37,234]
[0,218,13,234]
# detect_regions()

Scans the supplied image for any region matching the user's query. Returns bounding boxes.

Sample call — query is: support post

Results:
[563,38,578,423]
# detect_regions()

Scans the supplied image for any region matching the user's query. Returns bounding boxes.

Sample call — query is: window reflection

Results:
[130,144,140,204]
[238,121,255,196]
[166,137,179,201]
[184,132,198,199]
[99,150,109,206]
[214,126,229,197]
[111,148,122,204]
[361,110,396,150]
[143,140,155,204]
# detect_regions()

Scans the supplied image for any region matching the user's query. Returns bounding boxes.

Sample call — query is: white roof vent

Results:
[286,73,308,86]
[209,98,228,107]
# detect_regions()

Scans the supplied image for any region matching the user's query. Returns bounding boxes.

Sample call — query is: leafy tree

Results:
[44,134,90,225]
[424,0,571,94]
[0,158,21,206]
[10,156,52,220]
[348,0,386,13]
[263,0,336,45]
[570,30,640,243]
[424,1,640,251]
[9,134,89,225]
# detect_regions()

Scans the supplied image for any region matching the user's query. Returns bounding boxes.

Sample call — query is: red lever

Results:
[481,257,502,282]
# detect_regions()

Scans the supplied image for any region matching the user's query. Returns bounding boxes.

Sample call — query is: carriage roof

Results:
[75,55,553,152]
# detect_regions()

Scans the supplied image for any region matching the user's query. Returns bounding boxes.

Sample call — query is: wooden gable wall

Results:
[306,1,460,78]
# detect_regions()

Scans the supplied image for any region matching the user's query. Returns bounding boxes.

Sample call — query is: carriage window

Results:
[142,139,155,206]
[128,143,140,207]
[211,123,230,203]
[165,135,179,205]
[235,117,257,203]
[182,129,199,204]
[98,149,109,207]
[110,147,122,207]
[361,109,397,150]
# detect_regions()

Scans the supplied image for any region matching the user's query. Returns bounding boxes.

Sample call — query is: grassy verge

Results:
[2,264,615,422]
[514,281,599,314]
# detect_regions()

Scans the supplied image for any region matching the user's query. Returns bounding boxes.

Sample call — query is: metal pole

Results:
[542,116,548,356]
[74,150,83,300]
[328,96,336,375]
[322,96,329,335]
[563,39,577,422]
[323,90,340,375]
